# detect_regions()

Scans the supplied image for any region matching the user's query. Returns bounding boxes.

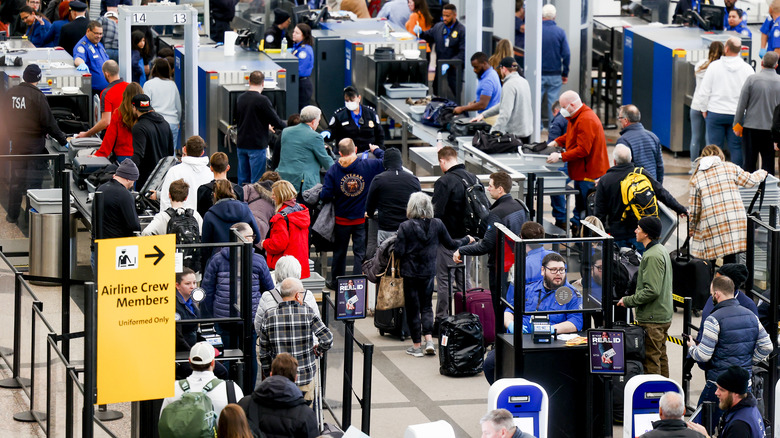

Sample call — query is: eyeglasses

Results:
[593,265,603,272]
[543,267,566,274]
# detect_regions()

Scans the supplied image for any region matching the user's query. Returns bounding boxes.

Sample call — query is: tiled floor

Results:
[0,129,722,437]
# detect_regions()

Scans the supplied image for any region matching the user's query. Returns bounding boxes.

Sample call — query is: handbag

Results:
[376,252,405,311]
[472,131,523,154]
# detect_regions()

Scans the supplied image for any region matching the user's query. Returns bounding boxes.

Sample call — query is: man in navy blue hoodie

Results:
[320,138,385,289]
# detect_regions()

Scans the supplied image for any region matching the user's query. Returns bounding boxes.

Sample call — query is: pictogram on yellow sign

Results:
[97,234,176,405]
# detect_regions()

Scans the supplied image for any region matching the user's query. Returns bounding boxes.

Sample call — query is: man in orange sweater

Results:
[546,90,609,232]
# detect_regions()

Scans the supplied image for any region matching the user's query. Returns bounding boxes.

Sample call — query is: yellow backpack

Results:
[620,167,658,220]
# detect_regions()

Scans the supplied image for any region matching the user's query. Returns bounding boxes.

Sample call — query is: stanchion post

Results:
[0,272,29,388]
[682,297,692,408]
[240,238,254,391]
[342,320,354,430]
[767,228,780,428]
[83,282,96,438]
[61,169,71,360]
[321,290,330,395]
[535,178,544,227]
[525,173,536,221]
[513,241,525,377]
[14,300,45,422]
[361,344,373,435]
[701,401,715,436]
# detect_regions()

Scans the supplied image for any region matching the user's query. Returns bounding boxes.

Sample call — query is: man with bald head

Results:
[594,145,686,253]
[546,90,609,232]
[639,392,702,437]
[258,277,333,401]
[734,51,780,173]
[697,36,755,167]
[76,60,127,138]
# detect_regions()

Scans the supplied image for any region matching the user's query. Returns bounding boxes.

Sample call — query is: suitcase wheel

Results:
[400,334,405,342]
[379,330,385,336]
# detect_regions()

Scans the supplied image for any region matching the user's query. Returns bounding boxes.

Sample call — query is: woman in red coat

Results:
[263,180,311,278]
[94,82,142,162]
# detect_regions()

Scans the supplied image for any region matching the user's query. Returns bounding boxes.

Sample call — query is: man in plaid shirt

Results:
[258,277,333,401]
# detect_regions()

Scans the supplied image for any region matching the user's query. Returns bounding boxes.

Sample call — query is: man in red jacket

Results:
[546,90,608,232]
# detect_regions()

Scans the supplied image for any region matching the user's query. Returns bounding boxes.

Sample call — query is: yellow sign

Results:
[96,234,176,405]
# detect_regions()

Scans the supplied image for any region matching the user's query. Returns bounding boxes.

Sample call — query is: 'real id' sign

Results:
[96,234,175,404]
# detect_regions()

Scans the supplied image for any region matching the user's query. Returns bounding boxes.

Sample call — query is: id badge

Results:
[445,37,450,48]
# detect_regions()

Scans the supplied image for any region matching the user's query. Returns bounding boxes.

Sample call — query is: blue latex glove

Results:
[522,323,530,334]
[320,130,331,140]
[413,24,422,37]
[507,322,515,334]
[760,48,768,58]
[76,63,88,72]
[441,63,449,75]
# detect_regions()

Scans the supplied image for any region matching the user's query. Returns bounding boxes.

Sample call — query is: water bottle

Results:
[280,38,287,56]
[436,132,443,150]
[383,21,391,39]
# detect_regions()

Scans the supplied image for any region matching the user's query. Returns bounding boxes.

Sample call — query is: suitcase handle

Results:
[447,261,468,314]
[676,215,692,261]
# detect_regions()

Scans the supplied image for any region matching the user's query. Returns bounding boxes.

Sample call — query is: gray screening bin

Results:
[27,189,76,281]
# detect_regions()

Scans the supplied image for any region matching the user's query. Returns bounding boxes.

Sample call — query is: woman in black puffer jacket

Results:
[394,192,472,358]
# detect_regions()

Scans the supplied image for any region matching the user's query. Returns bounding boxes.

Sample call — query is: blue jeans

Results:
[170,122,181,152]
[550,163,570,223]
[541,75,563,128]
[330,223,367,283]
[237,148,267,185]
[572,180,595,226]
[705,112,742,167]
[689,108,706,162]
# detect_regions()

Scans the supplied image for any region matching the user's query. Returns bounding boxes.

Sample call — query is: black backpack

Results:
[422,97,457,128]
[455,171,491,238]
[614,245,642,298]
[472,131,523,154]
[166,208,202,271]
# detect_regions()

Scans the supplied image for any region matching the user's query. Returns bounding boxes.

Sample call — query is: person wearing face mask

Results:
[327,86,384,153]
[546,90,609,233]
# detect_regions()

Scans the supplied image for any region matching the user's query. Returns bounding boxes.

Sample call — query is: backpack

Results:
[158,378,224,438]
[619,167,658,220]
[456,171,491,238]
[166,208,202,271]
[472,131,523,154]
[422,97,457,128]
[614,245,642,298]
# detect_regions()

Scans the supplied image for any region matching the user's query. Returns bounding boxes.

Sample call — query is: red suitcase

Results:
[448,263,496,345]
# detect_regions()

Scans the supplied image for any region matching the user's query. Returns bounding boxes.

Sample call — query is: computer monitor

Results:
[700,4,725,31]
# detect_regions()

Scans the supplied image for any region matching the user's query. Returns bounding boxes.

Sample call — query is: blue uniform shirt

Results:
[74,35,110,91]
[768,16,780,51]
[525,246,554,285]
[45,19,68,48]
[476,66,501,113]
[26,18,53,47]
[723,8,749,29]
[350,106,363,127]
[760,16,773,35]
[515,16,524,48]
[727,22,752,38]
[292,42,314,77]
[505,278,584,333]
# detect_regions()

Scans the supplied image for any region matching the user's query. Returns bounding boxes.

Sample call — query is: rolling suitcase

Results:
[67,137,103,162]
[73,156,112,189]
[448,262,496,345]
[670,217,711,310]
[373,306,410,341]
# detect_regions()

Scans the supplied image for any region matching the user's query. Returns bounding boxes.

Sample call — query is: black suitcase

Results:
[374,306,409,341]
[670,218,711,310]
[612,359,643,424]
[439,312,485,377]
[612,321,645,361]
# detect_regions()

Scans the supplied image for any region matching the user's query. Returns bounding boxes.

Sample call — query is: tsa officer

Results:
[418,3,465,99]
[74,20,110,95]
[5,64,68,224]
[292,23,314,111]
[328,86,384,153]
[263,8,293,49]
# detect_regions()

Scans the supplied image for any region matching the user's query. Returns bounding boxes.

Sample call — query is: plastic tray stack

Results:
[738,175,779,286]
[302,259,326,299]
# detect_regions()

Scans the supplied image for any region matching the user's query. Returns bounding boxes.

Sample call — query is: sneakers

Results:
[405,346,424,357]
[424,340,436,356]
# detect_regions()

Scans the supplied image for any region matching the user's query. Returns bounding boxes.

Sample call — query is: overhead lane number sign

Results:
[96,234,176,405]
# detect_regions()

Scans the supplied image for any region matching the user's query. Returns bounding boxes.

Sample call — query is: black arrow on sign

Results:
[145,245,165,265]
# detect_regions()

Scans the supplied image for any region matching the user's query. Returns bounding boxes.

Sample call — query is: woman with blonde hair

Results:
[94,82,143,162]
[689,144,766,264]
[689,41,724,171]
[489,39,514,79]
[262,180,312,277]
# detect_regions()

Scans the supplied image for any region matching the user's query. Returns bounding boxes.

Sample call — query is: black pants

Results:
[404,276,435,344]
[432,69,459,101]
[742,127,774,174]
[210,19,231,43]
[299,76,313,112]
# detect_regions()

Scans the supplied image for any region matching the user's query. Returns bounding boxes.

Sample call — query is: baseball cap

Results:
[189,341,216,365]
[499,56,518,70]
[104,11,118,19]
[131,94,153,112]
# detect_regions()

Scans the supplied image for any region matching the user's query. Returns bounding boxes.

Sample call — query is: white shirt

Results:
[159,155,213,211]
[143,77,182,126]
[699,55,755,115]
[159,370,243,418]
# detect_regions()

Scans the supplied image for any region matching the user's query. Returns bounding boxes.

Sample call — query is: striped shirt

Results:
[690,313,773,364]
[259,300,333,385]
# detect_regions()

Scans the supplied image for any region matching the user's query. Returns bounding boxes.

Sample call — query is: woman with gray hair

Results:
[394,192,473,357]
[254,255,320,336]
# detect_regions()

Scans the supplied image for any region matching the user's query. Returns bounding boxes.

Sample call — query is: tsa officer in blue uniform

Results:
[263,8,293,49]
[328,86,384,154]
[418,3,465,99]
[292,23,314,111]
[73,20,110,95]
[20,6,53,47]
[726,8,752,38]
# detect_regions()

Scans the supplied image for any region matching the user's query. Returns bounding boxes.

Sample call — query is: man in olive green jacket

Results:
[617,216,673,377]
